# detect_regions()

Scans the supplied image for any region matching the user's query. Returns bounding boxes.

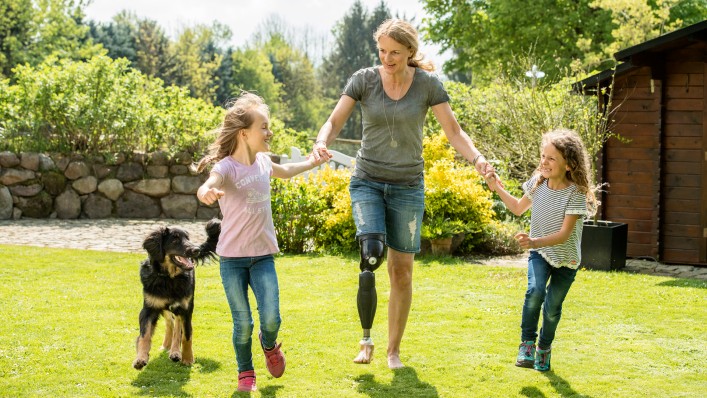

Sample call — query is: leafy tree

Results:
[320,0,392,139]
[226,47,283,114]
[0,0,33,77]
[0,0,102,78]
[422,0,705,84]
[87,10,138,65]
[165,23,227,104]
[133,18,173,80]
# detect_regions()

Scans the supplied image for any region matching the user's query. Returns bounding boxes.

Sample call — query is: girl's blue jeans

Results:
[220,254,281,372]
[521,251,577,348]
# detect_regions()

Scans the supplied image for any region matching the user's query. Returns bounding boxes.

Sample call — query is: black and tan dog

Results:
[133,219,220,370]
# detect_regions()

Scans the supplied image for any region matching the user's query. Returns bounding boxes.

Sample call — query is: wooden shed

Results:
[578,20,707,266]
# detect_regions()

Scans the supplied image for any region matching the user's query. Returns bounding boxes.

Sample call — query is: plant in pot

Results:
[574,71,630,271]
[421,216,467,255]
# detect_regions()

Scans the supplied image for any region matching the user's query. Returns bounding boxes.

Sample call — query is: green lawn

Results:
[0,244,704,397]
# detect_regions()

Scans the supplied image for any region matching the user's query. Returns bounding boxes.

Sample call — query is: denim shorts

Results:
[349,175,425,253]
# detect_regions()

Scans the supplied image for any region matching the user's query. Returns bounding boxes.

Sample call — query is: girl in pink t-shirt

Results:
[195,92,329,392]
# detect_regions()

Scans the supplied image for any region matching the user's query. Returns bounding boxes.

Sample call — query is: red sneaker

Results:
[237,370,256,392]
[259,332,286,378]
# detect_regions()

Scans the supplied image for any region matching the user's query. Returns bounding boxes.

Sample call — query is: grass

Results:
[0,244,705,397]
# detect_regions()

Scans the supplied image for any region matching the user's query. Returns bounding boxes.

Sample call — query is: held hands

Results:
[514,232,536,250]
[198,187,224,205]
[311,140,332,163]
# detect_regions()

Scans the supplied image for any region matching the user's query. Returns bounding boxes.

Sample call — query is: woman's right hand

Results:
[312,140,331,162]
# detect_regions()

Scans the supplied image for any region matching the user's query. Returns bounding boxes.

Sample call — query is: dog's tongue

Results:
[176,256,194,269]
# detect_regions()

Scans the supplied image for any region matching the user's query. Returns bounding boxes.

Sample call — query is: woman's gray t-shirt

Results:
[343,67,450,184]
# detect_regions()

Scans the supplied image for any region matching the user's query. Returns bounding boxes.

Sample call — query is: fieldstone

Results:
[72,176,98,194]
[0,168,35,185]
[0,186,12,219]
[161,194,197,219]
[38,154,56,171]
[65,161,90,180]
[98,179,124,201]
[12,207,22,219]
[51,154,70,171]
[116,191,161,218]
[196,206,220,220]
[93,164,115,179]
[15,191,52,218]
[41,172,66,196]
[170,165,189,175]
[84,194,113,219]
[55,189,81,219]
[172,151,193,165]
[172,175,202,194]
[20,153,40,171]
[116,162,144,182]
[124,178,171,197]
[149,151,169,166]
[146,165,169,178]
[0,151,20,168]
[9,183,43,197]
[133,152,148,165]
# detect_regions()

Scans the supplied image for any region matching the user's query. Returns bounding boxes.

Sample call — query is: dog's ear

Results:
[143,227,167,262]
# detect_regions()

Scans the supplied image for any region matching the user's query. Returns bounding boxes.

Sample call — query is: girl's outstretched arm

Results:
[486,173,530,216]
[272,153,330,179]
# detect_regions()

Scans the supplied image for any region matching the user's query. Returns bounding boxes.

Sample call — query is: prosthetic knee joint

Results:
[357,233,385,330]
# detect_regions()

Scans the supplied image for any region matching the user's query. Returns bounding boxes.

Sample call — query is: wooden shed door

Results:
[702,62,707,264]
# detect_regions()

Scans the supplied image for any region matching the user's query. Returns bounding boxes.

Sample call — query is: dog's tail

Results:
[196,218,221,263]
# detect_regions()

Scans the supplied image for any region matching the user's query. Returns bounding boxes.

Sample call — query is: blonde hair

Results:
[374,19,435,72]
[195,92,268,173]
[531,129,599,216]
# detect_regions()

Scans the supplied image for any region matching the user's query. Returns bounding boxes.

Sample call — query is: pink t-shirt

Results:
[212,153,279,257]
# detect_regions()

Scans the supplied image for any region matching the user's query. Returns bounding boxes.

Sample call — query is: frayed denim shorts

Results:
[349,175,425,253]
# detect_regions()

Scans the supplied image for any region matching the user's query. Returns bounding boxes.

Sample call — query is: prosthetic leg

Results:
[354,233,385,364]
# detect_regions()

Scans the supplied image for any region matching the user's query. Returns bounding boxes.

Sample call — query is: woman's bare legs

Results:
[386,248,414,369]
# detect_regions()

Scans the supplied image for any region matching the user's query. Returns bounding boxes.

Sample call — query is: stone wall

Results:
[0,151,221,220]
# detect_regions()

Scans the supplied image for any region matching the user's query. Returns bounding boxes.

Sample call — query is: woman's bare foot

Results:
[387,354,404,369]
[353,338,374,364]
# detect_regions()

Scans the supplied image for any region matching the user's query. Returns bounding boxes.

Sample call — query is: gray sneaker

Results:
[515,341,536,368]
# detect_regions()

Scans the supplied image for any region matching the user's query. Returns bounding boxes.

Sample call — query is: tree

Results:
[320,0,392,139]
[87,10,138,65]
[164,23,228,104]
[0,0,101,78]
[262,32,323,132]
[0,0,33,77]
[226,47,283,114]
[133,18,173,80]
[422,0,705,84]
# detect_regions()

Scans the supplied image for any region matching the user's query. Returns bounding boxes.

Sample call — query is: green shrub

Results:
[309,165,357,254]
[271,176,327,254]
[0,55,223,155]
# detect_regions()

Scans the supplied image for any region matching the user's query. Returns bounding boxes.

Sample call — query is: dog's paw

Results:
[169,352,182,362]
[181,356,195,366]
[133,358,148,370]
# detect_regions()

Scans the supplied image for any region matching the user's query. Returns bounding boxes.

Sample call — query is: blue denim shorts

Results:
[349,175,425,253]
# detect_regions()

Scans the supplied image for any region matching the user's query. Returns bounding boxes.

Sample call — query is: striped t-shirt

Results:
[522,175,587,269]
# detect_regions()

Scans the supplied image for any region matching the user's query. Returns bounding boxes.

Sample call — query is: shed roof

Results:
[576,19,707,91]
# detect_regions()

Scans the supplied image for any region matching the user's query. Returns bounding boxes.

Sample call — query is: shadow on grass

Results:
[131,351,220,397]
[229,384,283,397]
[657,278,707,289]
[355,367,438,397]
[519,371,592,398]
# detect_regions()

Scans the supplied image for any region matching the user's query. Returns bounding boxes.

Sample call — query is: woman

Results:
[312,19,494,369]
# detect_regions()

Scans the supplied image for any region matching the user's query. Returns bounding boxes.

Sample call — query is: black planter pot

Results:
[580,220,628,271]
